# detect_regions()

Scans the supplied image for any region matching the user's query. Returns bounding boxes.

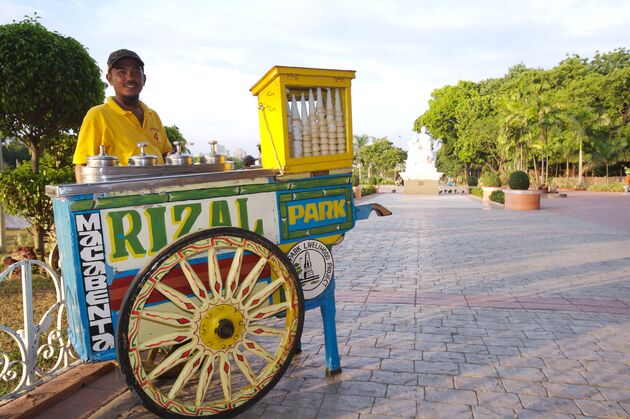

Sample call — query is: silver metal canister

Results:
[128,142,158,166]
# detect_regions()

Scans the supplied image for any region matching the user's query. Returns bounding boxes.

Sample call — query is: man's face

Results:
[106,57,145,98]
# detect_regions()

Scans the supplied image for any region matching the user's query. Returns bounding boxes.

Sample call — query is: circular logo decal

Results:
[287,239,334,300]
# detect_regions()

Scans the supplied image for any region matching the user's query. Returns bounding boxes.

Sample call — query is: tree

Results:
[352,134,371,181]
[164,125,189,151]
[415,48,630,184]
[0,16,105,256]
[0,158,74,245]
[359,137,406,179]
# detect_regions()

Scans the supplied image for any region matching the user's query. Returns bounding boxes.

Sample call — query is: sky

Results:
[1,0,629,156]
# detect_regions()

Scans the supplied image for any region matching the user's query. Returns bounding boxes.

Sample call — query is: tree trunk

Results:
[34,225,45,260]
[578,139,584,186]
[532,154,539,188]
[566,159,569,178]
[605,163,609,183]
[30,142,42,174]
[30,141,45,258]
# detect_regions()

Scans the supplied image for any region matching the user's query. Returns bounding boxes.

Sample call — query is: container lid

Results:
[86,144,119,167]
[128,142,158,165]
[166,143,193,165]
[206,140,226,158]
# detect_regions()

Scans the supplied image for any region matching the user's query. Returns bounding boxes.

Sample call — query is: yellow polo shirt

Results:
[73,97,172,166]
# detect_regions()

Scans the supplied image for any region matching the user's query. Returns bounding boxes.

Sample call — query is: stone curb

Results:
[0,362,115,419]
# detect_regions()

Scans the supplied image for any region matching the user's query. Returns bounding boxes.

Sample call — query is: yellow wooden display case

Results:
[251,66,356,174]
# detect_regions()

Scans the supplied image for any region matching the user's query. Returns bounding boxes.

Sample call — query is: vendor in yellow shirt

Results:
[73,49,173,182]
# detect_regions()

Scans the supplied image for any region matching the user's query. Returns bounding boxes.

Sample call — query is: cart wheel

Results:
[117,227,304,418]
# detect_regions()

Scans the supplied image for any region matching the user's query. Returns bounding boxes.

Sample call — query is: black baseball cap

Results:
[107,49,144,72]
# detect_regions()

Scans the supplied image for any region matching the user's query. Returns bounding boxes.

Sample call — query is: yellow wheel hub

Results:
[198,304,244,350]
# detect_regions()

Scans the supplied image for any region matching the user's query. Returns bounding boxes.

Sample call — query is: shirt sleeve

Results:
[73,108,103,165]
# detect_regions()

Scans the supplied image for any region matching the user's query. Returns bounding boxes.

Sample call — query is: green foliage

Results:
[413,47,630,184]
[470,187,483,198]
[0,158,74,236]
[0,16,105,172]
[467,176,478,186]
[480,172,501,187]
[0,16,104,256]
[361,185,377,195]
[366,176,377,185]
[351,172,360,187]
[586,182,624,192]
[357,137,406,179]
[164,125,188,151]
[508,170,530,190]
[230,158,244,169]
[490,190,505,204]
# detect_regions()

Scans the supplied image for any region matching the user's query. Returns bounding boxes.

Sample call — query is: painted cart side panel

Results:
[53,174,354,363]
[53,200,116,361]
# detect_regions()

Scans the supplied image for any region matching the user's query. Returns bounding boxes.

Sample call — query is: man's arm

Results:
[74,165,84,183]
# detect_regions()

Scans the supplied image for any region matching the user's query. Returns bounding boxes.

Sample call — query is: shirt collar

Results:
[106,96,151,115]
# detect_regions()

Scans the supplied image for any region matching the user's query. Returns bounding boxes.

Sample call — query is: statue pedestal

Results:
[403,179,439,195]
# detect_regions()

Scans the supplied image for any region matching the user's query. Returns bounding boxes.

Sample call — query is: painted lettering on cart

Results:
[106,198,265,261]
[75,213,115,352]
[287,197,346,231]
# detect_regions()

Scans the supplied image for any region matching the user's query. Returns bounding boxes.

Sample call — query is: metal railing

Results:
[0,258,76,400]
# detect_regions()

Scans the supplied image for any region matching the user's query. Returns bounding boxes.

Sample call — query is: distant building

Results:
[231,147,248,160]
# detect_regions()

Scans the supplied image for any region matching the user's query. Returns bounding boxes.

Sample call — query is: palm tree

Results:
[353,134,372,182]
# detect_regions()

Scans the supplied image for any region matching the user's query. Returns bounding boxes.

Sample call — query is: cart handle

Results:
[355,203,392,221]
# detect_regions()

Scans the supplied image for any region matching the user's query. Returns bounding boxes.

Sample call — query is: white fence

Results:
[0,258,76,400]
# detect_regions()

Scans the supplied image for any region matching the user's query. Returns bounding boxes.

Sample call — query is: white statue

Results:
[401,127,441,181]
[408,127,434,166]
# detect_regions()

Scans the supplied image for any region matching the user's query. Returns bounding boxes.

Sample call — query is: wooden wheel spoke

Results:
[235,257,268,303]
[195,354,216,407]
[207,248,223,300]
[219,352,232,401]
[225,248,244,299]
[137,332,191,351]
[242,339,274,363]
[179,260,210,304]
[244,279,283,310]
[249,325,287,338]
[147,342,195,380]
[155,282,198,313]
[248,302,289,321]
[140,309,193,328]
[167,351,204,400]
[232,347,256,386]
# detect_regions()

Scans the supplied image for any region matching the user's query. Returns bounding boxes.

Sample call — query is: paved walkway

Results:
[55,193,630,418]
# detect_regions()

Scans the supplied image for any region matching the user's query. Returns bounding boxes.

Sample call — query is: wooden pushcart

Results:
[46,66,390,418]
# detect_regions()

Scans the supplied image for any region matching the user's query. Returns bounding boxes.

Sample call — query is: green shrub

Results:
[380,178,395,185]
[351,173,360,187]
[586,183,624,192]
[361,184,377,195]
[470,187,483,198]
[467,176,478,186]
[480,172,501,187]
[490,190,505,204]
[366,176,377,185]
[508,171,529,190]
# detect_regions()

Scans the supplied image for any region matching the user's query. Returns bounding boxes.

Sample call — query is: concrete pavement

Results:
[44,192,630,418]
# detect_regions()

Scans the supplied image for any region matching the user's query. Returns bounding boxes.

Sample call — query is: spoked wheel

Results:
[117,227,304,418]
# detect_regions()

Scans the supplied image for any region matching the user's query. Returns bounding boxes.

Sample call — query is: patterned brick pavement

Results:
[83,193,630,418]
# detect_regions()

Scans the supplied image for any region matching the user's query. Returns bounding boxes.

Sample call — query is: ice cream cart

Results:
[46,66,390,418]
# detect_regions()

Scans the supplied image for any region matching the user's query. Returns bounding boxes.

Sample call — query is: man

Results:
[73,49,172,181]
